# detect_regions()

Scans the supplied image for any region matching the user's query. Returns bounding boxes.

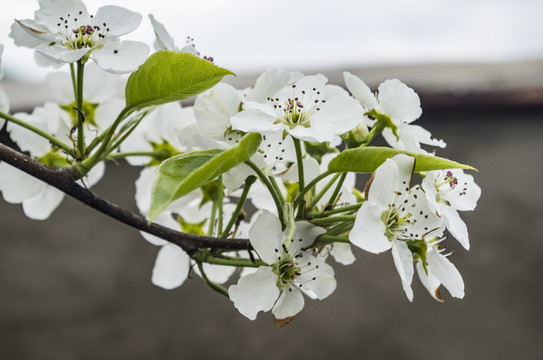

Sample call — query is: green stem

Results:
[69,63,77,100]
[203,254,265,268]
[310,215,356,226]
[106,151,161,160]
[207,200,218,237]
[309,203,362,218]
[325,172,347,207]
[217,175,224,237]
[306,173,341,212]
[325,222,353,236]
[316,235,351,244]
[75,61,85,160]
[293,170,334,205]
[78,106,132,177]
[221,176,256,238]
[0,111,75,157]
[245,160,285,227]
[293,138,305,193]
[197,262,228,297]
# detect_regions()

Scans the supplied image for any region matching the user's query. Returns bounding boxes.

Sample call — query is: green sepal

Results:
[125,50,234,111]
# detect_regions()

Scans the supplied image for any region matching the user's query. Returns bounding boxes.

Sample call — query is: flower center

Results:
[273,254,301,290]
[268,84,325,130]
[382,203,417,241]
[56,11,109,50]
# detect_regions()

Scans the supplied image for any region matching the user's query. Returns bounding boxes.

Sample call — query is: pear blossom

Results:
[229,210,336,321]
[9,0,149,73]
[344,72,445,153]
[192,82,296,193]
[231,67,364,143]
[148,14,199,56]
[135,167,239,289]
[0,104,104,220]
[415,239,465,301]
[349,154,443,300]
[421,169,481,250]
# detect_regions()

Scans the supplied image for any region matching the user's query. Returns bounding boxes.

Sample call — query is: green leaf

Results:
[148,133,262,220]
[328,147,476,173]
[125,50,234,110]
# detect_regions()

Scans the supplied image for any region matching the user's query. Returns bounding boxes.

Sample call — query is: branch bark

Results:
[0,142,250,253]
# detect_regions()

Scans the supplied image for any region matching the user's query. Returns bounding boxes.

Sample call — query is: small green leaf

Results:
[328,147,476,173]
[125,50,234,110]
[149,133,262,220]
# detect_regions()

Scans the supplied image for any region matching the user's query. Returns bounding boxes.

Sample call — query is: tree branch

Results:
[0,142,250,253]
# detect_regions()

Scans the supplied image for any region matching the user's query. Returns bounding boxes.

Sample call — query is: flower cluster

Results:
[0,0,481,327]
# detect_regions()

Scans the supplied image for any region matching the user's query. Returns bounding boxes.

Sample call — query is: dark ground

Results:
[1,106,542,359]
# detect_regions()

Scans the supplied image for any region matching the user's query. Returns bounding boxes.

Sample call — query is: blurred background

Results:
[1,0,543,359]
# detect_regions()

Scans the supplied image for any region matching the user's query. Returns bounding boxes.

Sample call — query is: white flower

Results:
[421,169,481,250]
[192,82,296,193]
[9,0,149,73]
[0,104,104,220]
[231,68,364,143]
[229,210,336,321]
[416,242,465,301]
[148,14,200,56]
[349,154,443,300]
[344,72,445,153]
[135,167,238,289]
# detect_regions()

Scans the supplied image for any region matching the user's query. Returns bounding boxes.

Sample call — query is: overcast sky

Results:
[2,0,543,82]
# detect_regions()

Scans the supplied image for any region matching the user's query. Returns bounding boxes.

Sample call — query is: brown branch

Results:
[0,142,250,253]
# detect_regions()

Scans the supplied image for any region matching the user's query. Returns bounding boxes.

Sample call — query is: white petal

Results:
[249,210,284,264]
[148,14,176,50]
[197,263,236,284]
[442,206,470,250]
[350,202,390,254]
[244,67,292,103]
[9,20,52,48]
[416,261,443,301]
[230,108,280,133]
[297,258,336,299]
[82,63,122,103]
[280,157,321,183]
[272,288,305,320]
[447,172,481,211]
[228,266,280,320]
[368,154,415,206]
[93,6,142,37]
[22,184,64,220]
[0,162,43,203]
[329,242,356,265]
[7,112,52,156]
[81,162,105,188]
[93,97,125,131]
[0,85,8,115]
[151,245,191,290]
[343,72,378,109]
[427,249,464,299]
[93,40,149,74]
[288,221,326,255]
[194,83,241,137]
[34,0,88,32]
[36,44,90,64]
[378,79,422,123]
[391,239,414,301]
